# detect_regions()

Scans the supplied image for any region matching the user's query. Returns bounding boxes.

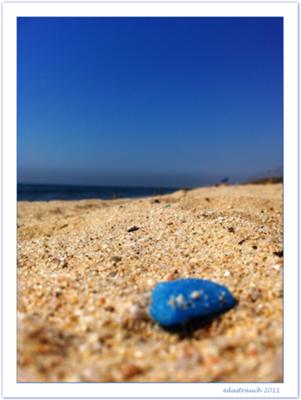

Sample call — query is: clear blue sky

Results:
[17,17,283,187]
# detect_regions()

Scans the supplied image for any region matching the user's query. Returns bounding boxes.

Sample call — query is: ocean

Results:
[17,183,179,202]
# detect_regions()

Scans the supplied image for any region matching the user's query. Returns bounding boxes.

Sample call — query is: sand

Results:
[17,183,283,382]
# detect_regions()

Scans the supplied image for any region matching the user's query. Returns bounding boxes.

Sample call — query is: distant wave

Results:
[17,183,179,202]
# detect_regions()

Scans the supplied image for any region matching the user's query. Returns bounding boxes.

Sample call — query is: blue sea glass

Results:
[149,278,236,327]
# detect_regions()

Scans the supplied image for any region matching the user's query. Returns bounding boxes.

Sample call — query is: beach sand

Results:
[17,183,283,382]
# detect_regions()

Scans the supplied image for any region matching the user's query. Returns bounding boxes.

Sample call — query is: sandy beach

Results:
[17,183,283,382]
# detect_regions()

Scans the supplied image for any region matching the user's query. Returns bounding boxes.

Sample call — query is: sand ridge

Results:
[17,183,283,382]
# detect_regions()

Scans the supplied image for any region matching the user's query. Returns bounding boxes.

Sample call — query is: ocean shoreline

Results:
[17,182,180,202]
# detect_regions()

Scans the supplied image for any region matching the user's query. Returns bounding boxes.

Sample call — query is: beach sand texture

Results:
[17,183,283,382]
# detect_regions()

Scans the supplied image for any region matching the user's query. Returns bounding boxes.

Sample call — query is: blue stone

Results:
[149,278,236,327]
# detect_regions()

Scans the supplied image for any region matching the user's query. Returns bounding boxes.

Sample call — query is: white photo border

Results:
[2,1,299,398]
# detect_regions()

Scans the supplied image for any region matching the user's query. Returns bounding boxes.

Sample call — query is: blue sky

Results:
[17,17,283,187]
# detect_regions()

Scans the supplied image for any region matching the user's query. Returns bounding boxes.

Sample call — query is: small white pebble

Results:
[167,296,176,308]
[128,304,140,316]
[176,294,185,305]
[190,290,201,299]
[147,278,155,287]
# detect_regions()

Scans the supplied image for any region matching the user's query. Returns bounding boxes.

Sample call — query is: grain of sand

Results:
[17,183,283,382]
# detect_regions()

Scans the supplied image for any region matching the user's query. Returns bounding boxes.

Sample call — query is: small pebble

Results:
[98,296,106,305]
[147,278,156,287]
[120,363,143,379]
[127,303,147,320]
[111,255,122,264]
[127,226,140,233]
[189,258,198,266]
[250,288,261,302]
[149,278,237,327]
